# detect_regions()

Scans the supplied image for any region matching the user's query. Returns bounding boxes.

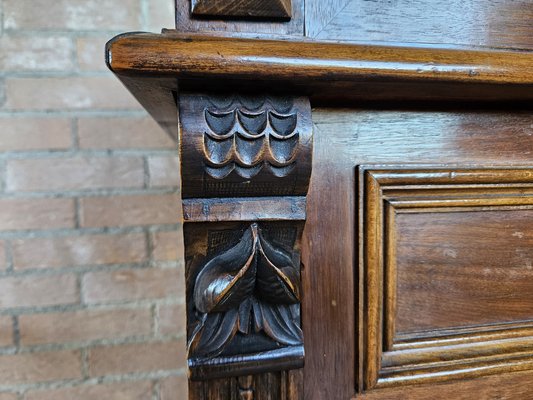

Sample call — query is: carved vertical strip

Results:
[179,93,312,395]
[238,376,254,400]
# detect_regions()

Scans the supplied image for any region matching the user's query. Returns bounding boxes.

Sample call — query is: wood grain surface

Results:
[306,0,533,50]
[396,210,533,333]
[360,166,533,389]
[191,0,292,19]
[300,108,533,399]
[175,0,303,36]
[179,92,312,397]
[108,33,533,86]
[106,32,533,136]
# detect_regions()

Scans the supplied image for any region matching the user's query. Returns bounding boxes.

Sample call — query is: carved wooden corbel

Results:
[179,93,312,382]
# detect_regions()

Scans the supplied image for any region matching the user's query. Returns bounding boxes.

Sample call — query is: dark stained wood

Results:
[107,1,533,396]
[179,92,312,394]
[304,0,351,38]
[107,32,533,92]
[313,110,533,165]
[300,115,357,399]
[360,166,533,389]
[106,33,533,136]
[178,93,313,199]
[297,109,533,399]
[175,0,303,36]
[182,197,307,222]
[360,368,533,400]
[306,0,533,50]
[395,210,533,333]
[191,0,292,19]
[190,371,303,399]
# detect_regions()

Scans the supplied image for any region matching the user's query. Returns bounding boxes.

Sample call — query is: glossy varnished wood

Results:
[178,92,311,396]
[395,210,533,332]
[360,167,533,388]
[175,0,303,36]
[306,0,533,50]
[107,1,533,396]
[106,33,533,138]
[191,0,292,19]
[178,94,313,199]
[107,32,533,87]
[301,108,533,399]
[359,368,533,400]
[176,0,533,52]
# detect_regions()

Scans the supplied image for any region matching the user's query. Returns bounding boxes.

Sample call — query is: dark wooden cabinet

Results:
[107,0,533,398]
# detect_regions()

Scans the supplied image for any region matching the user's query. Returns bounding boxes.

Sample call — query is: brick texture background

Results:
[0,1,188,398]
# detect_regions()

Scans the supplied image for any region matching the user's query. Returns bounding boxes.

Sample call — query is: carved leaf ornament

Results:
[188,223,303,358]
[203,99,300,179]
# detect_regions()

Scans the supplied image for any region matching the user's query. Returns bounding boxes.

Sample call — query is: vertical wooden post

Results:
[178,93,312,398]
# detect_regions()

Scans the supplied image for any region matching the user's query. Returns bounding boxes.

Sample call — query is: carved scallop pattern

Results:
[202,97,300,179]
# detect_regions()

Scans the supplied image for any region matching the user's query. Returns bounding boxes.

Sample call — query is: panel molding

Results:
[359,166,533,389]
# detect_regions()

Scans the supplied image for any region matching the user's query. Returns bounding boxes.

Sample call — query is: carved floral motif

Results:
[188,223,303,358]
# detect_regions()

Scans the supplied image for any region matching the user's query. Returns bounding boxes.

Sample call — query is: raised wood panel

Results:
[396,210,533,333]
[360,167,533,389]
[307,0,533,50]
[302,109,533,399]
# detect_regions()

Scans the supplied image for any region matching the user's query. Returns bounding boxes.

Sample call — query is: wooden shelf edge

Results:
[105,32,533,137]
[106,32,533,88]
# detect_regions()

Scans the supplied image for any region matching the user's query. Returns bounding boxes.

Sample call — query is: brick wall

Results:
[0,1,187,398]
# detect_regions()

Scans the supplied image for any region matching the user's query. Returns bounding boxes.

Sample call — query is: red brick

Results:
[160,375,188,400]
[83,268,183,304]
[77,37,111,72]
[88,341,185,377]
[0,274,78,309]
[3,0,141,31]
[3,77,141,111]
[152,231,183,262]
[147,0,177,32]
[0,393,17,400]
[25,381,153,400]
[6,156,144,192]
[20,308,151,346]
[0,36,73,71]
[80,194,180,228]
[0,241,6,270]
[78,116,175,149]
[0,317,13,347]
[0,350,81,384]
[12,233,146,270]
[158,304,186,336]
[0,118,71,151]
[148,156,180,187]
[0,198,75,231]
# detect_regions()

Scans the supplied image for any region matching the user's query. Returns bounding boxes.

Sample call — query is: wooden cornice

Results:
[106,31,533,137]
[107,32,533,86]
